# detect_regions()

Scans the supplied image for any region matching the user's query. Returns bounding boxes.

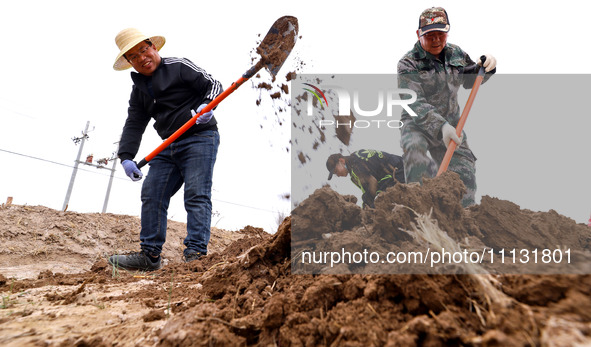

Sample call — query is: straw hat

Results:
[113,28,165,71]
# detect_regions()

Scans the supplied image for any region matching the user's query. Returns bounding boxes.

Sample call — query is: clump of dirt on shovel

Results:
[249,16,304,154]
[256,16,299,79]
[250,16,302,105]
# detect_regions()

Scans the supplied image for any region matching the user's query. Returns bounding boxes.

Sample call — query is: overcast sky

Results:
[0,0,590,233]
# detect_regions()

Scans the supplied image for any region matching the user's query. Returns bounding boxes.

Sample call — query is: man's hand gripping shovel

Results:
[436,57,486,177]
[132,16,299,178]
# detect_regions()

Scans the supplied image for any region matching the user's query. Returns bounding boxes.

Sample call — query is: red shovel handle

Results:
[136,62,263,170]
[135,16,298,171]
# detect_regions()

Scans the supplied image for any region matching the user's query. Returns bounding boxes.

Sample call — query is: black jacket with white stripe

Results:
[118,57,223,162]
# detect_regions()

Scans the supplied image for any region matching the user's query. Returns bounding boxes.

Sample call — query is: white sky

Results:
[0,0,590,233]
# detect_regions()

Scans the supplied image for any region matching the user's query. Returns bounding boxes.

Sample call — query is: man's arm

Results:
[179,58,223,104]
[462,53,496,89]
[117,88,151,161]
[365,176,378,200]
[360,175,378,209]
[349,163,378,208]
[397,58,447,139]
[386,154,406,183]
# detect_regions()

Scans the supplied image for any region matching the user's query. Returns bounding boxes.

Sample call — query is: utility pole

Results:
[102,143,119,213]
[63,121,89,211]
[63,122,118,213]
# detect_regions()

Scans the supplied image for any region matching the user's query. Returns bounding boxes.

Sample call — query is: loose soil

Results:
[1,172,591,346]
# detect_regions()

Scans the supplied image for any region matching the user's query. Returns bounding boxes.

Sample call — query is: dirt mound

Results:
[292,172,591,275]
[154,174,590,346]
[1,174,591,346]
[0,204,243,280]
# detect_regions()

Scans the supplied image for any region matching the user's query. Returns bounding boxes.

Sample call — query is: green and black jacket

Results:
[346,150,405,208]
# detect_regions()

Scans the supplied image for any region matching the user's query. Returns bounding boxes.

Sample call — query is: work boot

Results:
[108,251,161,271]
[184,251,205,263]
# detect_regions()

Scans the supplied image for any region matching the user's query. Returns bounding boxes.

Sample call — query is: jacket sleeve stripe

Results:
[163,57,222,100]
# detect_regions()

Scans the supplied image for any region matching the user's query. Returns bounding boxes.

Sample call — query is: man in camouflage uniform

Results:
[397,7,496,207]
[326,149,405,208]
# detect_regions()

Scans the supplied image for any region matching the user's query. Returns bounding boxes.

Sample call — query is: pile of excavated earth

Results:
[1,172,590,346]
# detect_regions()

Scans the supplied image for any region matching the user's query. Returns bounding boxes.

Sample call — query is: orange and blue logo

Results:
[303,83,328,107]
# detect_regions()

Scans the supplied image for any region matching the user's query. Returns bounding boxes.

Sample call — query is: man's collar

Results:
[413,40,446,61]
[413,41,427,59]
[130,58,163,81]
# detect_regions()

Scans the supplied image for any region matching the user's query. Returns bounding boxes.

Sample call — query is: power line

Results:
[0,147,129,182]
[0,147,287,214]
[0,148,72,169]
[0,100,36,120]
[213,198,280,213]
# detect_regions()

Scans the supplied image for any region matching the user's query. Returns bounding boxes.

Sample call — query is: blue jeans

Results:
[139,130,219,257]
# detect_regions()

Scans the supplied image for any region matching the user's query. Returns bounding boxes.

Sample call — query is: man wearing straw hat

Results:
[108,28,222,271]
[397,7,496,207]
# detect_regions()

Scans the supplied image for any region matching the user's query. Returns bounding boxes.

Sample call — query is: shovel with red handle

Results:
[436,56,487,177]
[135,16,299,172]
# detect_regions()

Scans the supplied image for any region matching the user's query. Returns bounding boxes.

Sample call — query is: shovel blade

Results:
[257,16,298,77]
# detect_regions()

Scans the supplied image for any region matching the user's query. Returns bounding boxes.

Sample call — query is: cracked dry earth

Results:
[1,173,591,346]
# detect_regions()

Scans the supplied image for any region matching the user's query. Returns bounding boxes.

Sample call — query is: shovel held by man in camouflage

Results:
[436,57,486,177]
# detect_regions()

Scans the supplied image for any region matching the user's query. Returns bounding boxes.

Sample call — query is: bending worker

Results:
[326,149,405,208]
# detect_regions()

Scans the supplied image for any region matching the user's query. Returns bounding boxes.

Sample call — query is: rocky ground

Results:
[1,173,591,346]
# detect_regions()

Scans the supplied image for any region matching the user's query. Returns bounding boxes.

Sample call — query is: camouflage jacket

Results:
[397,41,494,139]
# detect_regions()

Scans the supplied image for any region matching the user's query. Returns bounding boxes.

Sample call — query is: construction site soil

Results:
[1,172,590,346]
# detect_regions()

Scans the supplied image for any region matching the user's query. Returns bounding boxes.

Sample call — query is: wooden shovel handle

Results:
[436,62,486,177]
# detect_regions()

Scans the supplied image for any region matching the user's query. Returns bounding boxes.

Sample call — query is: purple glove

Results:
[121,160,143,181]
[192,103,213,124]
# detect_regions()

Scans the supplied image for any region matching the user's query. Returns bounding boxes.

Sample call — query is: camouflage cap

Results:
[418,7,450,37]
[326,153,344,180]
